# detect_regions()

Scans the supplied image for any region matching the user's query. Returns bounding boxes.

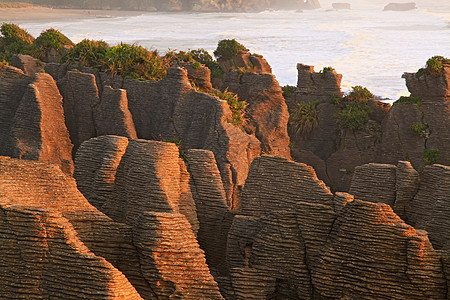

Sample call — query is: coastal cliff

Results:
[0,27,449,299]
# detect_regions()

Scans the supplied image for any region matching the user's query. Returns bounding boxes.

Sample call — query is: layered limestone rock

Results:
[10,54,45,75]
[314,199,446,299]
[0,157,143,299]
[109,67,261,204]
[217,50,272,74]
[75,136,199,234]
[94,86,137,139]
[394,160,419,220]
[0,66,32,157]
[405,164,450,250]
[402,63,450,167]
[133,212,223,299]
[349,163,397,206]
[186,149,233,278]
[11,72,74,175]
[227,156,336,298]
[58,70,99,154]
[222,71,291,158]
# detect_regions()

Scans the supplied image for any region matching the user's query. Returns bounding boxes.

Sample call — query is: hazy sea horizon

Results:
[15,1,450,100]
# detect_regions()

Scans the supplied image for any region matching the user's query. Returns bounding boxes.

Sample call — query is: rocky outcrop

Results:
[332,2,350,9]
[349,163,397,206]
[186,149,233,278]
[10,54,45,75]
[0,157,143,298]
[217,50,272,74]
[94,86,137,139]
[133,212,223,299]
[383,2,417,11]
[11,72,74,175]
[0,66,32,157]
[75,136,199,234]
[405,164,450,250]
[315,199,446,299]
[222,71,291,158]
[58,70,99,154]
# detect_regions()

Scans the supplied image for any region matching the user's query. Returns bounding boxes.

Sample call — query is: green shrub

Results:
[416,56,449,77]
[62,39,109,69]
[282,85,296,99]
[210,88,247,127]
[319,66,335,77]
[426,56,449,75]
[410,123,429,137]
[29,28,74,60]
[345,85,374,103]
[290,100,319,135]
[0,23,34,60]
[423,149,439,165]
[329,93,342,105]
[106,43,169,80]
[213,39,247,60]
[338,102,372,130]
[395,95,421,105]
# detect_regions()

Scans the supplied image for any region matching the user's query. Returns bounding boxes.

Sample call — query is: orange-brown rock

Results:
[222,71,291,159]
[11,72,74,175]
[186,149,233,277]
[217,50,272,74]
[0,157,143,299]
[315,199,446,299]
[75,136,199,234]
[133,212,223,299]
[10,54,45,75]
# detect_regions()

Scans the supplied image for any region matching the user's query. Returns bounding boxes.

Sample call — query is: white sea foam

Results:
[17,2,450,99]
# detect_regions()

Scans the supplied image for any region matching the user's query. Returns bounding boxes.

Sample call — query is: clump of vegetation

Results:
[0,23,34,60]
[410,122,429,137]
[282,85,296,99]
[213,39,247,60]
[190,49,223,79]
[164,138,187,162]
[394,95,421,105]
[331,86,374,130]
[290,100,319,136]
[106,43,170,80]
[338,102,372,130]
[63,39,109,69]
[210,88,247,127]
[416,56,449,77]
[319,66,335,77]
[29,28,74,60]
[423,149,439,165]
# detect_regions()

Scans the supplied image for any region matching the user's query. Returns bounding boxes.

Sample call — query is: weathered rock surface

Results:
[11,72,74,175]
[10,54,45,75]
[0,157,143,299]
[218,50,272,74]
[394,160,419,221]
[315,199,446,299]
[349,163,397,206]
[59,70,99,154]
[186,149,233,277]
[94,85,137,139]
[405,164,450,250]
[133,212,223,299]
[0,66,32,157]
[222,71,291,158]
[384,2,417,11]
[75,136,199,234]
[332,2,350,9]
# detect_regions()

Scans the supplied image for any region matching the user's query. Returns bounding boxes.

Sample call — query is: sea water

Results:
[16,0,450,100]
